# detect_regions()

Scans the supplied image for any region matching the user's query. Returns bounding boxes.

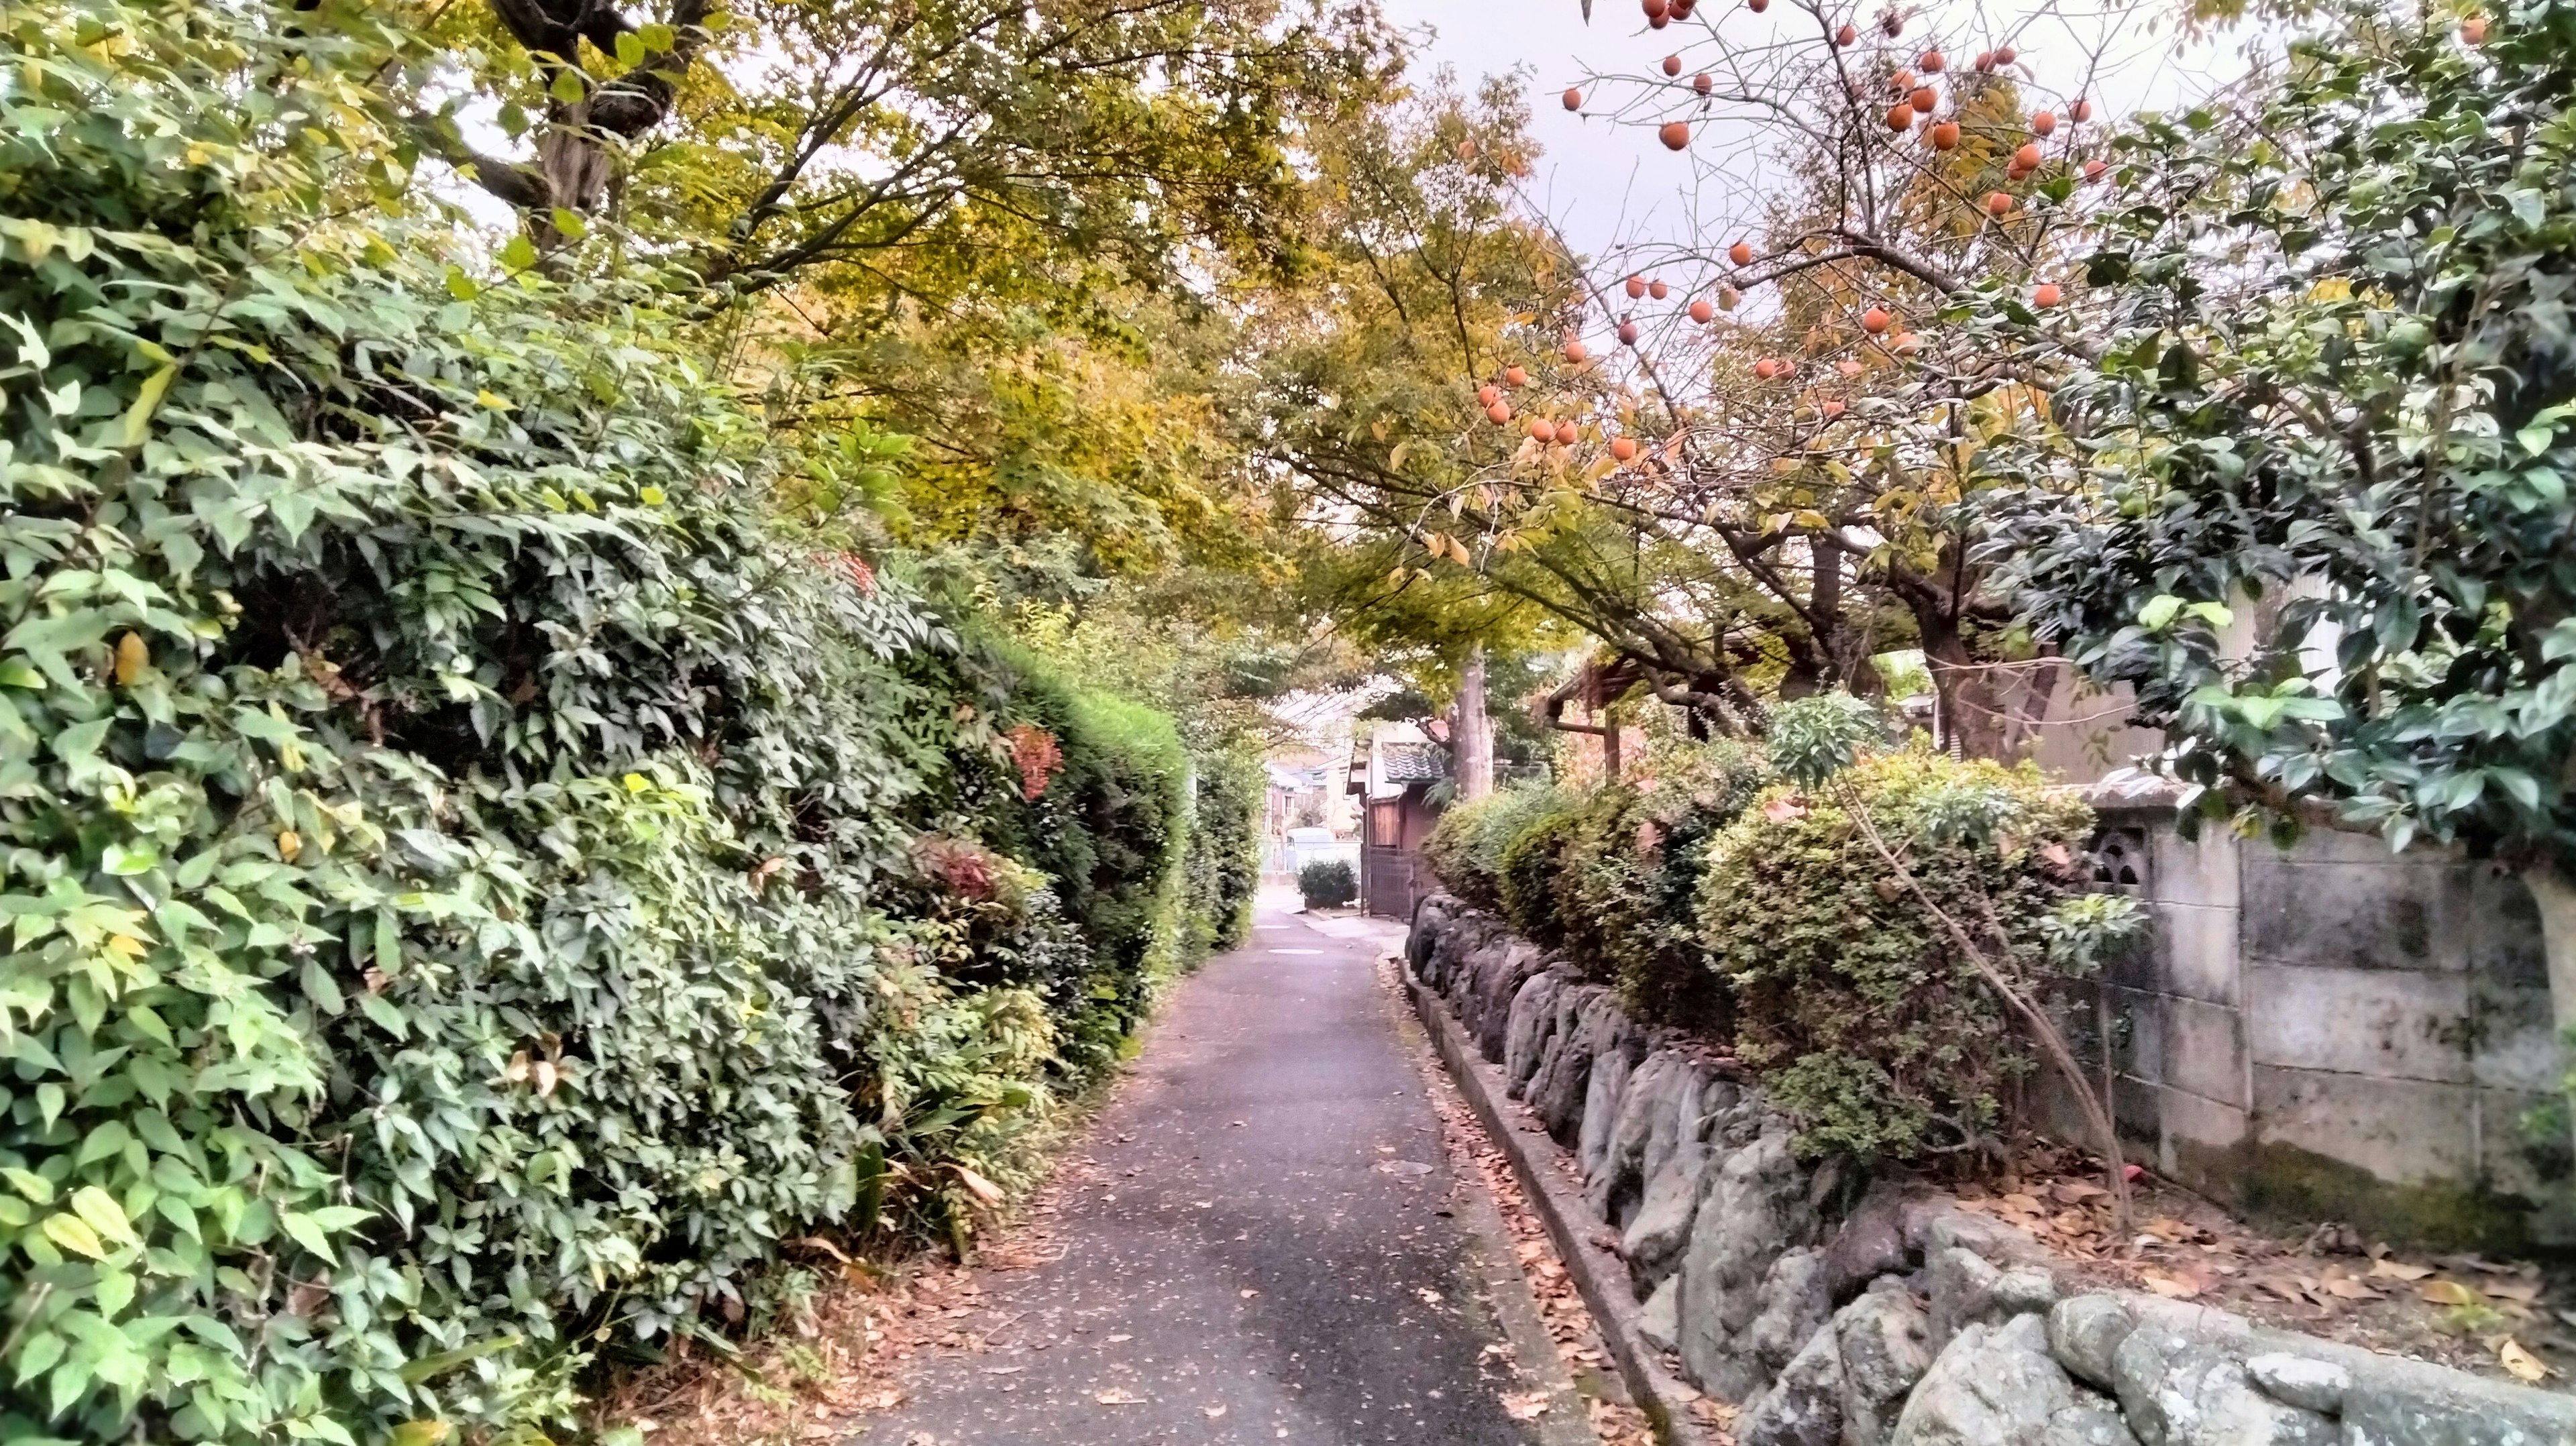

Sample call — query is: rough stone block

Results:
[2241,1354,2345,1415]
[1889,1313,2138,1446]
[2049,1294,2137,1392]
[1502,970,1565,1095]
[1623,1135,1713,1291]
[1927,1247,2002,1352]
[2110,1325,2337,1445]
[1739,1319,1845,1446]
[1676,1129,1817,1398]
[1744,1247,1834,1380]
[1823,1183,1910,1302]
[1837,1282,1934,1446]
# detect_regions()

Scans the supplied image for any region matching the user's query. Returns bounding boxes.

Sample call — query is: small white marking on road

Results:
[1267,948,1326,956]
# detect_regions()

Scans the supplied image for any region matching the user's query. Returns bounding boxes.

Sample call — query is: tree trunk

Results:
[1454,647,1495,803]
[1921,623,2015,761]
[2529,869,2576,1161]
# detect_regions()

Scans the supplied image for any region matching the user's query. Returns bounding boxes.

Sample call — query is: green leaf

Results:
[3,1168,54,1205]
[443,266,480,301]
[302,958,346,1015]
[373,907,402,977]
[398,1333,521,1384]
[358,991,409,1039]
[41,1213,107,1260]
[2139,595,2184,631]
[549,67,587,103]
[13,1331,63,1387]
[614,30,645,66]
[117,364,178,447]
[278,1210,334,1260]
[550,207,586,240]
[500,235,539,270]
[389,1423,452,1446]
[70,1186,136,1247]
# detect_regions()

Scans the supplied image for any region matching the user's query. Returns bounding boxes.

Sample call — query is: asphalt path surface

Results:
[853,898,1560,1446]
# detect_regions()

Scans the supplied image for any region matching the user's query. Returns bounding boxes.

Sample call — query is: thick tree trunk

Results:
[2529,869,2576,1162]
[1920,622,2016,761]
[1453,647,1494,803]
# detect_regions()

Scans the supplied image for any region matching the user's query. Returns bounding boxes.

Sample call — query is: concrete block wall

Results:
[2082,785,2564,1249]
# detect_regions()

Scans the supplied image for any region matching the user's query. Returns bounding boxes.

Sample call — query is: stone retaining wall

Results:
[1409,895,2576,1446]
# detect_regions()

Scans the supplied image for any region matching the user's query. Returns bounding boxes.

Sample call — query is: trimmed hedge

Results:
[1183,744,1266,960]
[1421,785,1566,911]
[0,7,1236,1441]
[1701,750,2102,1164]
[1299,858,1358,909]
[1419,732,2114,1168]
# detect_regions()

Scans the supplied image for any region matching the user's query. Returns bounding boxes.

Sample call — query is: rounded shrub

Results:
[1578,739,1770,1027]
[1424,785,1566,909]
[1697,745,2106,1165]
[1496,803,1582,946]
[1299,858,1359,910]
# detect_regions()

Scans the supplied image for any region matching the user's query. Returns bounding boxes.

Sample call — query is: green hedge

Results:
[1421,733,2114,1166]
[1422,785,1565,911]
[1701,750,2102,1163]
[0,7,1210,1441]
[1182,744,1265,960]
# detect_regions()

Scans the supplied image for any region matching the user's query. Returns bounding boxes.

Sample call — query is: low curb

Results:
[1405,970,1721,1446]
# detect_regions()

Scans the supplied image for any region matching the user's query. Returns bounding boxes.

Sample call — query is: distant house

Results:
[1348,722,1448,920]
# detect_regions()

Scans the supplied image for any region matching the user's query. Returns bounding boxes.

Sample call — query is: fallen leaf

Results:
[2501,1339,2550,1384]
[2320,1276,2383,1301]
[981,1366,1024,1376]
[1204,1404,1228,1419]
[1095,1390,1146,1405]
[2140,1271,2201,1300]
[1502,1391,1552,1421]
[2051,1181,2108,1203]
[2368,1259,2433,1281]
[2486,1281,2543,1305]
[2420,1280,2482,1307]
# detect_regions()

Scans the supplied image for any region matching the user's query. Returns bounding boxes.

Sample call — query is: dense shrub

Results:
[1698,747,2103,1164]
[0,7,1205,1441]
[1183,745,1266,960]
[1574,741,1769,1028]
[939,651,1195,1071]
[1496,804,1582,946]
[1422,785,1565,909]
[1299,858,1358,909]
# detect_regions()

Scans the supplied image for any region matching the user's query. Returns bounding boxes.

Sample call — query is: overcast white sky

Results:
[1373,0,2249,264]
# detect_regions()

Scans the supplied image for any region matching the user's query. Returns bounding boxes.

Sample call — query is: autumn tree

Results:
[1313,0,2135,753]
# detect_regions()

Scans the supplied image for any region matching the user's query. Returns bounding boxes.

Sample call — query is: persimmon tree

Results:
[1349,0,2135,753]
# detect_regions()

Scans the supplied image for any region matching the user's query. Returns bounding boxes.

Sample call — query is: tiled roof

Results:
[1379,740,1448,783]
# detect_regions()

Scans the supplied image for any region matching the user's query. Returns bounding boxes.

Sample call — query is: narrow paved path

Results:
[855,895,1568,1446]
